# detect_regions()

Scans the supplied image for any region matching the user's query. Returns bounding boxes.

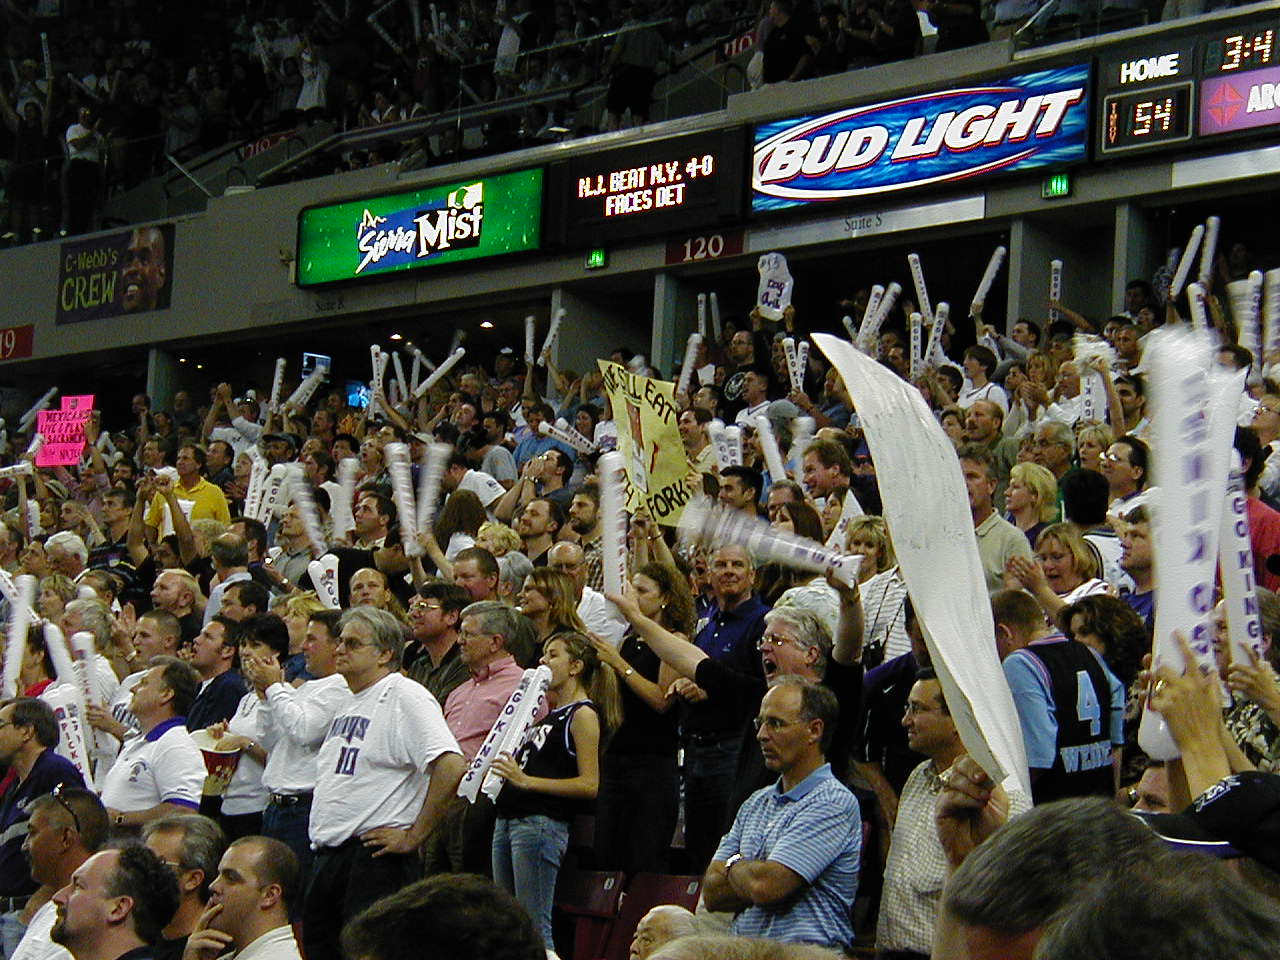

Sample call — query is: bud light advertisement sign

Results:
[752,65,1090,212]
[296,167,543,287]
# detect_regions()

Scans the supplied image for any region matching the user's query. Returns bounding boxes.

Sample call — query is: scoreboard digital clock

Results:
[1203,27,1276,74]
[547,128,746,246]
[1096,16,1280,156]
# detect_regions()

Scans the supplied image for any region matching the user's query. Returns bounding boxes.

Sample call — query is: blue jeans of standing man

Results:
[492,814,570,952]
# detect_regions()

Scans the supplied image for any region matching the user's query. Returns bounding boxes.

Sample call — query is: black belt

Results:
[0,895,29,913]
[268,792,313,807]
[683,731,740,746]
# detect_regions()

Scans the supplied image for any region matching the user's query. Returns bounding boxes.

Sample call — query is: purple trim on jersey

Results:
[145,716,189,742]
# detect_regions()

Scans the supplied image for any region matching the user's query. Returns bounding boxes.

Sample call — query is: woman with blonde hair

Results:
[1003,462,1059,547]
[1006,521,1111,620]
[850,516,909,668]
[518,568,587,645]
[1075,423,1115,474]
[278,591,327,681]
[37,573,79,621]
[476,521,522,558]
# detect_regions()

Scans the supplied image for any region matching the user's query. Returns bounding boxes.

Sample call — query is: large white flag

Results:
[813,333,1030,797]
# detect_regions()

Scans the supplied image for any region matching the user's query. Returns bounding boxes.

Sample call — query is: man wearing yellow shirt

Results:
[146,444,231,535]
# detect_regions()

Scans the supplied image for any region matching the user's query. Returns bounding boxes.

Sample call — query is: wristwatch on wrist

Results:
[724,853,743,874]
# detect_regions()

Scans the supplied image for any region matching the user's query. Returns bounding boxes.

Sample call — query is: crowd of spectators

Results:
[1,0,1256,242]
[0,217,1277,958]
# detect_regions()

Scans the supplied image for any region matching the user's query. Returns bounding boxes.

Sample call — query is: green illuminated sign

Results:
[586,248,607,269]
[1041,172,1072,199]
[296,168,544,287]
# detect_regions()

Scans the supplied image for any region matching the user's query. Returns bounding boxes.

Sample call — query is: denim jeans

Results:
[491,814,570,953]
[682,735,743,873]
[0,909,24,958]
[262,795,314,884]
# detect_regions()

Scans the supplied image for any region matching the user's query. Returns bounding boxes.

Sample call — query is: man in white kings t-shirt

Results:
[302,607,465,960]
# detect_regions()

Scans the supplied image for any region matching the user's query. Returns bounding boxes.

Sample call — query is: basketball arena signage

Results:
[751,65,1090,212]
[296,167,544,287]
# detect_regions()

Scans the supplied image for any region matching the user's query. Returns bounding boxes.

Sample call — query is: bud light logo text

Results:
[752,66,1089,211]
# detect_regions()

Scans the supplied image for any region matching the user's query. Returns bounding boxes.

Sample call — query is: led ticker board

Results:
[547,129,746,245]
[1203,26,1276,74]
[296,167,543,287]
[751,66,1090,212]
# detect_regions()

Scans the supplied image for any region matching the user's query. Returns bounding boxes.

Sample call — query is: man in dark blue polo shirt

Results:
[679,543,769,872]
[0,697,84,954]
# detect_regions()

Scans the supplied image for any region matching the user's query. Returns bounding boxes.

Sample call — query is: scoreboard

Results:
[1098,16,1280,155]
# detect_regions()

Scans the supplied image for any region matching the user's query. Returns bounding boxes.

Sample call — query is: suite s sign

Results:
[752,66,1090,211]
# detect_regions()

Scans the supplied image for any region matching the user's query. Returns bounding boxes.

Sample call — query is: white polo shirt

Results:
[99,717,204,813]
[309,672,461,848]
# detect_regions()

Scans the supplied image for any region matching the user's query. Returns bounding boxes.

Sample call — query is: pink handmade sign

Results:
[35,408,91,466]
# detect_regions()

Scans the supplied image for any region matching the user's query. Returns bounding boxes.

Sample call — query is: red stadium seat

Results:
[597,873,703,960]
[555,867,626,960]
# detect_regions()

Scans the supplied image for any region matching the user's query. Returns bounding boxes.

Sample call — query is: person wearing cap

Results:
[145,445,231,537]
[262,434,299,467]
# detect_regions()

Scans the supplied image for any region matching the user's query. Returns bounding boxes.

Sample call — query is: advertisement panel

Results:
[55,223,175,324]
[1200,65,1280,135]
[752,65,1090,212]
[296,167,543,287]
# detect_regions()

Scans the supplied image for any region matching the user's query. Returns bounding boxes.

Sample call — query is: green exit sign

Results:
[585,248,608,270]
[1041,173,1072,199]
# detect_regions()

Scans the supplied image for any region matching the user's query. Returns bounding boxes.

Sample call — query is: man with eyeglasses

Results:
[704,676,860,951]
[0,699,84,956]
[423,602,534,877]
[1099,436,1148,511]
[11,788,109,960]
[304,608,464,960]
[405,582,472,704]
[140,815,227,960]
[876,670,1030,959]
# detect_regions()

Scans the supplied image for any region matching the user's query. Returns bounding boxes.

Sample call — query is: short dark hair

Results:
[230,517,268,559]
[151,656,200,716]
[142,814,227,902]
[453,547,498,580]
[6,697,59,747]
[103,486,136,510]
[1012,318,1042,345]
[546,449,572,482]
[1237,427,1268,490]
[720,465,763,500]
[342,874,544,960]
[531,402,555,421]
[227,580,269,616]
[230,836,300,914]
[417,580,472,615]
[964,344,998,378]
[483,410,512,432]
[912,667,950,715]
[528,498,564,533]
[106,844,181,945]
[239,613,291,663]
[1114,435,1149,489]
[308,609,342,638]
[768,675,840,752]
[30,787,109,852]
[944,797,1162,937]
[957,443,996,481]
[1060,468,1110,526]
[177,444,207,471]
[803,438,853,477]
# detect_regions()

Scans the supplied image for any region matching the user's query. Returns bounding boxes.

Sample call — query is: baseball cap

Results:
[1134,771,1280,872]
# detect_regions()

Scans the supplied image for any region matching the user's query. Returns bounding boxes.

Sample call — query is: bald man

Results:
[547,542,626,646]
[630,905,697,960]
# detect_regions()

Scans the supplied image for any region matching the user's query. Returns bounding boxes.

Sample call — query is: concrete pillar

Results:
[146,347,181,410]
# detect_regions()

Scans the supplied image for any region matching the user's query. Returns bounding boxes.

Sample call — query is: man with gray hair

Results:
[141,815,227,960]
[423,601,533,877]
[45,532,88,582]
[704,677,860,950]
[304,607,465,960]
[60,598,122,776]
[203,534,252,628]
[495,552,532,604]
[630,905,697,960]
